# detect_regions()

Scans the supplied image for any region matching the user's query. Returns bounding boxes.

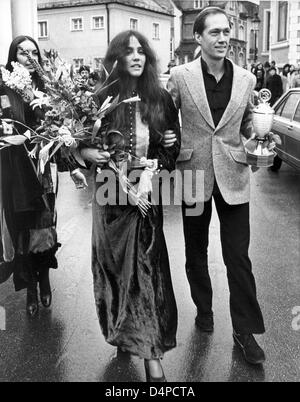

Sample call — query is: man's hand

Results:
[245,131,282,153]
[162,130,177,148]
[263,132,282,151]
[80,148,111,166]
[70,169,88,189]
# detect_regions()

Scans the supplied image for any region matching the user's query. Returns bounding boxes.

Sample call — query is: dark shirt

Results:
[201,57,233,127]
[266,74,283,106]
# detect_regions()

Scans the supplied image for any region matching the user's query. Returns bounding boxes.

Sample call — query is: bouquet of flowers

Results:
[0,50,153,216]
[1,62,33,102]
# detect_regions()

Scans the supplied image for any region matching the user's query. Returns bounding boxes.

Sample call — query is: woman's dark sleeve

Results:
[148,90,181,172]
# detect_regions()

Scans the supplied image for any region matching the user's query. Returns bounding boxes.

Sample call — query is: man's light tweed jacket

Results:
[167,57,256,205]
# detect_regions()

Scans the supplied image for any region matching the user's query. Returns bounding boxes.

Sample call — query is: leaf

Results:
[72,148,87,169]
[39,140,54,174]
[104,95,120,115]
[91,118,103,142]
[49,142,63,159]
[23,130,31,140]
[31,138,43,144]
[2,135,27,145]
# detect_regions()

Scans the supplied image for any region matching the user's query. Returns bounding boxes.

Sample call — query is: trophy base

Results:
[246,150,276,168]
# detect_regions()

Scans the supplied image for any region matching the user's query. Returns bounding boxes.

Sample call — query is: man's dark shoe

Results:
[233,332,266,365]
[195,313,214,333]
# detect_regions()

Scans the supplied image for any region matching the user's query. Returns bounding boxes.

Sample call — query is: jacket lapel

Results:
[215,61,249,132]
[183,58,215,130]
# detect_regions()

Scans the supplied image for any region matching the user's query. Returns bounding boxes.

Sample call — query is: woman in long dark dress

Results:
[0,36,70,316]
[80,31,180,382]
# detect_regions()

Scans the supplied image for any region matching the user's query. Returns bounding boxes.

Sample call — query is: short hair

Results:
[79,65,90,74]
[193,6,231,35]
[269,66,276,72]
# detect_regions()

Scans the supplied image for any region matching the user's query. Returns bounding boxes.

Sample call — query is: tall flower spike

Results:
[23,50,50,83]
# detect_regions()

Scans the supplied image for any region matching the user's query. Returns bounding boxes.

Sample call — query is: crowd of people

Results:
[251,60,299,105]
[1,6,282,382]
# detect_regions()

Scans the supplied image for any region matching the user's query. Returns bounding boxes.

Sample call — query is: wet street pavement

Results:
[0,163,299,382]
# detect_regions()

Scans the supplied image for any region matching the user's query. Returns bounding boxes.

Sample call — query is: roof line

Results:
[38,0,174,16]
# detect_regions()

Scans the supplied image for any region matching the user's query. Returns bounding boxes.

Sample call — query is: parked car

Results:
[270,88,300,171]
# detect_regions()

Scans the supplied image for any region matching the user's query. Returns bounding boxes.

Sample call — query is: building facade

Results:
[37,0,174,72]
[172,0,259,68]
[258,1,300,69]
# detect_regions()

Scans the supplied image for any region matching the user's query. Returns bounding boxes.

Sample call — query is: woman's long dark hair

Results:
[4,35,44,122]
[99,30,166,133]
[282,63,290,77]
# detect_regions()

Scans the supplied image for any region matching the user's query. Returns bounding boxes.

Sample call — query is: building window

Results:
[183,22,194,39]
[38,21,48,38]
[278,1,288,41]
[239,25,245,41]
[230,19,236,38]
[229,1,235,10]
[71,17,83,31]
[194,0,203,8]
[152,23,160,40]
[298,16,300,23]
[263,10,271,52]
[73,58,84,70]
[92,16,104,30]
[130,18,138,30]
[238,52,244,67]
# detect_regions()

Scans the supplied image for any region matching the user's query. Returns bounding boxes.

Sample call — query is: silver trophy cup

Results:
[246,89,276,167]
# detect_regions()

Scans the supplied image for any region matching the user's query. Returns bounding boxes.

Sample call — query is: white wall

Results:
[38,5,108,67]
[0,0,12,65]
[0,0,38,65]
[11,0,38,39]
[38,3,172,73]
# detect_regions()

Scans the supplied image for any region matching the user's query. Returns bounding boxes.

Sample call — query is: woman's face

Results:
[16,39,39,73]
[124,36,146,79]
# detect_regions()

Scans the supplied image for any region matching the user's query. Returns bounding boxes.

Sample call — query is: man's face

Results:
[80,70,89,80]
[195,13,231,61]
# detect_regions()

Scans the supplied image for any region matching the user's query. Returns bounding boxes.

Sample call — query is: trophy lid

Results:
[253,89,275,115]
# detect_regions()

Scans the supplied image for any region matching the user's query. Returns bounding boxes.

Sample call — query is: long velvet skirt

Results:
[92,187,178,359]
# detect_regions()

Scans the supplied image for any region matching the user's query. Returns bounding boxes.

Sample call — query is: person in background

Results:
[288,64,296,88]
[253,62,265,91]
[89,70,101,88]
[78,65,90,82]
[0,36,61,316]
[271,60,277,73]
[266,66,283,106]
[281,63,290,93]
[164,60,176,75]
[263,61,271,87]
[290,67,300,88]
[0,36,86,317]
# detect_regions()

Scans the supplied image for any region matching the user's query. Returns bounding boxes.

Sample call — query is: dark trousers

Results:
[182,185,265,334]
